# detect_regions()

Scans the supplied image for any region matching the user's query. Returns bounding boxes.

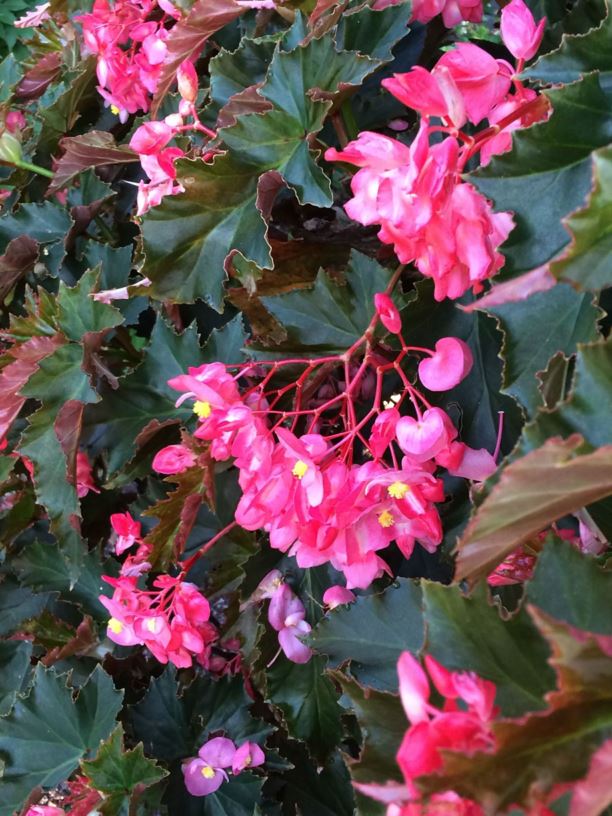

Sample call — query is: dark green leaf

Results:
[310,579,423,691]
[0,664,123,816]
[0,575,51,636]
[282,745,355,816]
[57,268,124,342]
[0,201,72,254]
[423,582,555,715]
[337,3,412,62]
[0,640,32,716]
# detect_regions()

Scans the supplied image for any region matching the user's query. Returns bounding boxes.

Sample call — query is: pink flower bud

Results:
[417,337,473,391]
[177,60,198,104]
[5,111,26,133]
[323,585,356,608]
[129,121,174,156]
[374,293,401,334]
[152,444,196,474]
[500,0,545,61]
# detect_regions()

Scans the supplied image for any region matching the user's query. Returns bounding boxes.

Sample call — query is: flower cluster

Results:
[152,293,499,592]
[326,0,548,301]
[182,737,265,797]
[100,572,217,668]
[77,0,181,122]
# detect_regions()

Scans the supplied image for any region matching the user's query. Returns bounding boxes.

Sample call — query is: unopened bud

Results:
[177,61,198,104]
[0,132,22,164]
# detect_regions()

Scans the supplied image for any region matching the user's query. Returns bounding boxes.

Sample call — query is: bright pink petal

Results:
[418,337,473,391]
[397,651,430,724]
[198,737,237,769]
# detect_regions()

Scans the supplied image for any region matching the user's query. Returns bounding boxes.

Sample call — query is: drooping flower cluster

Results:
[182,737,265,797]
[100,573,217,667]
[152,293,499,592]
[76,0,181,122]
[326,0,548,301]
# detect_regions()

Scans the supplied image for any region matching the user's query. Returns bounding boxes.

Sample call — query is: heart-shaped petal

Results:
[418,337,474,391]
[396,408,448,460]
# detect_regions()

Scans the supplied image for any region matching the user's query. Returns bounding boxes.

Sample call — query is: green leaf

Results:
[473,75,612,275]
[0,201,72,253]
[484,283,600,415]
[333,671,405,783]
[337,3,412,62]
[455,436,612,582]
[523,335,612,450]
[0,54,22,103]
[85,317,200,475]
[57,268,124,342]
[0,640,32,716]
[165,773,264,816]
[0,664,123,816]
[423,582,555,715]
[0,575,51,636]
[143,34,379,307]
[209,38,275,110]
[527,536,612,633]
[13,539,116,620]
[525,9,612,84]
[310,579,423,692]
[130,668,269,762]
[258,250,399,355]
[551,145,612,290]
[282,745,355,816]
[81,723,167,808]
[266,654,343,760]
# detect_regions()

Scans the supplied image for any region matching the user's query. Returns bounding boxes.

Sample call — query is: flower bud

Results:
[374,292,402,334]
[177,60,198,104]
[0,132,22,164]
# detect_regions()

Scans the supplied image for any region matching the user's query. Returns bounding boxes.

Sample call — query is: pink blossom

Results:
[183,737,236,796]
[152,444,196,474]
[487,547,537,586]
[418,337,473,391]
[268,583,312,664]
[76,451,99,498]
[5,111,26,133]
[130,121,174,155]
[110,511,141,555]
[323,585,356,608]
[396,409,449,461]
[382,67,466,128]
[231,741,265,774]
[375,293,402,334]
[501,0,546,62]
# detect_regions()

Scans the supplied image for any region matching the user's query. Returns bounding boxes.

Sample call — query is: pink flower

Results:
[152,444,196,474]
[487,547,537,586]
[375,293,402,334]
[110,511,141,555]
[130,121,174,155]
[396,409,449,461]
[323,585,356,608]
[501,0,546,62]
[5,111,26,133]
[382,67,466,128]
[325,131,412,170]
[183,737,236,796]
[418,337,473,391]
[268,583,312,664]
[231,741,265,774]
[76,451,99,498]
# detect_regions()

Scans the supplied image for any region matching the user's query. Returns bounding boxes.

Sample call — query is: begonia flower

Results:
[268,583,312,664]
[501,0,546,62]
[152,444,196,474]
[418,337,473,391]
[182,737,236,796]
[323,585,356,608]
[375,293,402,334]
[231,741,265,774]
[110,511,141,555]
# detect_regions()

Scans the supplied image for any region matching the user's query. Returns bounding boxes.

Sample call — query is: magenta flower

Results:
[374,293,402,334]
[500,0,546,61]
[268,583,312,664]
[232,741,265,774]
[152,444,196,475]
[182,737,236,796]
[110,511,141,555]
[323,586,356,609]
[417,337,473,392]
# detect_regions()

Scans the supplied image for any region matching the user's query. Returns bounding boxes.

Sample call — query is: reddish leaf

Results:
[54,400,85,484]
[15,52,62,101]
[0,335,63,443]
[151,0,245,117]
[216,86,273,129]
[455,436,612,582]
[0,236,39,304]
[49,132,139,194]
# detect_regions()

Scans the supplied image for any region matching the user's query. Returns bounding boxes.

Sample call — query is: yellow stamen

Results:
[193,400,212,418]
[145,618,158,633]
[108,617,123,634]
[200,765,216,779]
[378,510,395,528]
[292,460,309,479]
[388,481,410,499]
[110,104,120,115]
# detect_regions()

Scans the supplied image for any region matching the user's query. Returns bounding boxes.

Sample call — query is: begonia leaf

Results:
[527,537,612,634]
[0,664,123,816]
[165,772,264,816]
[483,283,600,415]
[310,579,423,692]
[49,131,139,194]
[281,744,356,816]
[0,640,32,716]
[0,235,39,303]
[337,3,412,62]
[423,582,555,715]
[81,723,167,807]
[208,37,275,111]
[56,267,124,342]
[551,145,612,290]
[473,74,612,275]
[0,575,51,636]
[266,654,343,761]
[0,201,72,253]
[455,436,612,582]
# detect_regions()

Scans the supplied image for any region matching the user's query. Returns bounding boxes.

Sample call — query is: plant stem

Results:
[14,160,54,179]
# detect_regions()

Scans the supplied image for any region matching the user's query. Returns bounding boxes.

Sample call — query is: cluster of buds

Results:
[100,573,217,668]
[152,290,500,591]
[182,737,265,796]
[76,0,181,122]
[128,61,216,214]
[326,0,548,301]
